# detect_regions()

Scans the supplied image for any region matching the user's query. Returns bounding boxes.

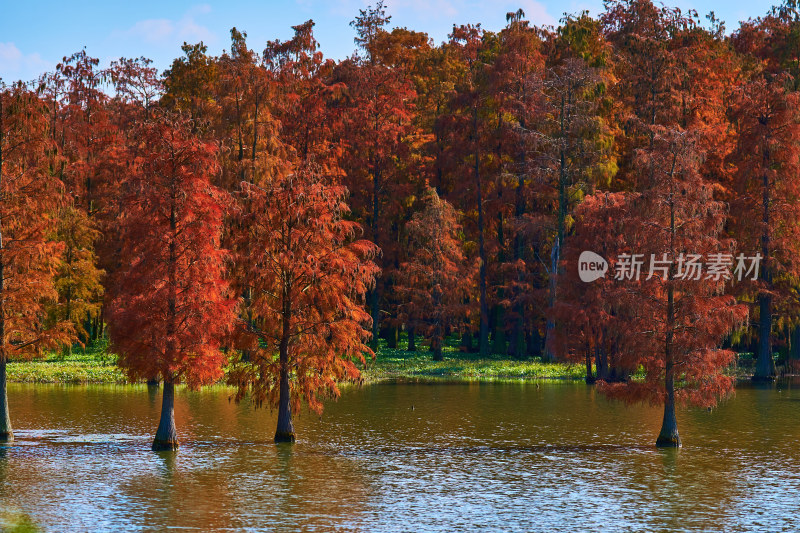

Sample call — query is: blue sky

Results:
[0,0,776,83]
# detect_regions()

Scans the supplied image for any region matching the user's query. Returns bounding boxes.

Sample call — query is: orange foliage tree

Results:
[0,83,68,442]
[107,114,236,450]
[228,162,379,442]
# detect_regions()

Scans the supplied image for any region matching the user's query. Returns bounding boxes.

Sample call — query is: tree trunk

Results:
[474,108,489,357]
[431,337,443,361]
[656,311,681,446]
[152,381,178,451]
[657,273,681,447]
[754,293,776,382]
[754,158,775,382]
[656,385,681,447]
[369,289,380,351]
[544,237,559,362]
[595,343,608,381]
[385,324,398,349]
[275,335,295,443]
[657,170,681,448]
[0,358,11,442]
[275,364,295,442]
[528,328,542,359]
[584,345,595,384]
[546,93,571,362]
[251,91,260,184]
[510,314,525,359]
[511,131,527,360]
[431,287,443,361]
[461,330,473,353]
[407,327,416,352]
[369,159,382,351]
[0,111,8,443]
[491,307,507,355]
[154,176,179,452]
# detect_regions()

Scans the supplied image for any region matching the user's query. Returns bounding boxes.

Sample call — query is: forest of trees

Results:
[2,0,800,448]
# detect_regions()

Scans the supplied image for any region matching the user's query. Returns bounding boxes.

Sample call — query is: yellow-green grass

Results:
[5,337,758,384]
[6,337,585,384]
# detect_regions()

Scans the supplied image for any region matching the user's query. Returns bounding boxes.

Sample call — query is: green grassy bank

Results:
[5,338,586,385]
[5,338,772,385]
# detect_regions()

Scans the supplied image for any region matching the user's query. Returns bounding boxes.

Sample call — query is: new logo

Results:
[578,251,608,283]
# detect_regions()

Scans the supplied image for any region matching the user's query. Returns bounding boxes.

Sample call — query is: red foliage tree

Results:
[228,162,379,442]
[442,24,496,356]
[397,189,472,360]
[338,3,418,349]
[264,20,343,167]
[107,56,162,124]
[489,10,547,359]
[569,128,748,446]
[728,75,800,381]
[551,192,631,384]
[107,114,236,451]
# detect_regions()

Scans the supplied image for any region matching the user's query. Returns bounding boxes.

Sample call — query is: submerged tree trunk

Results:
[754,161,776,382]
[275,318,295,443]
[0,130,8,443]
[275,363,295,442]
[657,292,681,447]
[657,270,680,446]
[754,293,776,382]
[656,383,681,447]
[154,180,180,453]
[0,358,11,442]
[657,168,681,448]
[152,380,178,451]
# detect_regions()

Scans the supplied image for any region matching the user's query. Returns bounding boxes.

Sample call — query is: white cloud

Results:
[0,42,53,83]
[113,5,216,47]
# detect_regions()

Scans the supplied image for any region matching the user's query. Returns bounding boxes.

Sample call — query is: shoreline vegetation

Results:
[4,338,771,385]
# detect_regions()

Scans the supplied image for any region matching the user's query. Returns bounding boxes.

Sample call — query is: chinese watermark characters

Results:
[578,251,762,283]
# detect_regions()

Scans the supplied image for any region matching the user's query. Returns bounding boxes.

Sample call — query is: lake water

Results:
[1,380,799,532]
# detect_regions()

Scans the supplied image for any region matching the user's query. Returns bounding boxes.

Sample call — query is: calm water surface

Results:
[1,380,799,532]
